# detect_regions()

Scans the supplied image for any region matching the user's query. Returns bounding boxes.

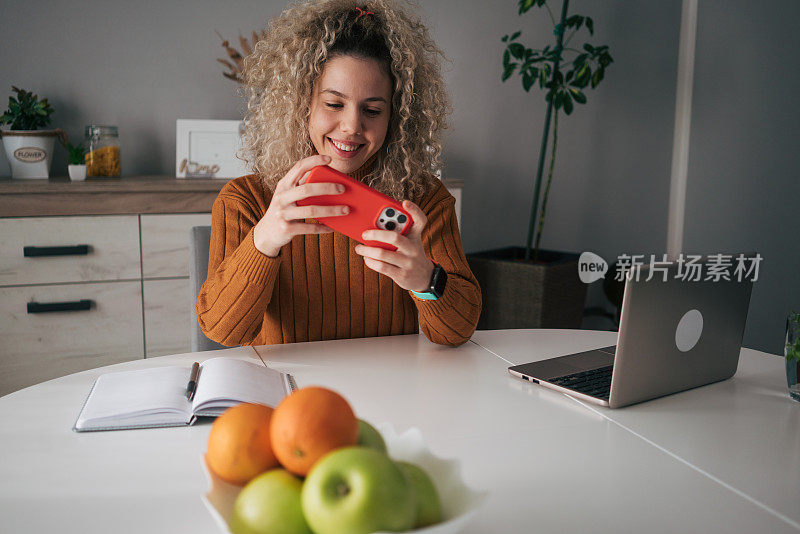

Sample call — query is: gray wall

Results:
[684,0,800,355]
[1,1,797,354]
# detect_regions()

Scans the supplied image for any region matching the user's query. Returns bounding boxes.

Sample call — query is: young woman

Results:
[197,0,481,347]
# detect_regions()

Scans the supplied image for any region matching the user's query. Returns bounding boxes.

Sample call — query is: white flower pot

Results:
[0,129,64,179]
[68,164,87,181]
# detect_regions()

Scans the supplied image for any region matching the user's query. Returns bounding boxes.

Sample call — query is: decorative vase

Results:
[466,247,587,330]
[0,129,65,179]
[68,164,87,181]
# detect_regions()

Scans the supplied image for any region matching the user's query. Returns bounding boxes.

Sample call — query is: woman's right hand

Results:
[254,155,349,257]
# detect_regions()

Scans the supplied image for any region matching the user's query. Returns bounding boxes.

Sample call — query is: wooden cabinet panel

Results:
[0,216,140,287]
[0,281,144,396]
[144,278,191,358]
[140,213,212,278]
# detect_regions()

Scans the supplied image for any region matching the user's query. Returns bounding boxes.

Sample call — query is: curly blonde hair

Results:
[239,0,450,201]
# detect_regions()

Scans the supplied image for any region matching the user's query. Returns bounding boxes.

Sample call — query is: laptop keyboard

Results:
[548,365,613,400]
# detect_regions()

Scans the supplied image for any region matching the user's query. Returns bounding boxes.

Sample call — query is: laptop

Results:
[508,260,754,408]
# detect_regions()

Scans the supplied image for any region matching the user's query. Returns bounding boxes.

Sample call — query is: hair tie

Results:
[355,6,374,18]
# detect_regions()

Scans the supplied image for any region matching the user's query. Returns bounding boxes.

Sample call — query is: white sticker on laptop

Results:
[675,309,703,352]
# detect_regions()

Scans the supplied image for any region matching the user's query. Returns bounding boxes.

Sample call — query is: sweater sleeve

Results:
[412,188,482,347]
[195,192,281,346]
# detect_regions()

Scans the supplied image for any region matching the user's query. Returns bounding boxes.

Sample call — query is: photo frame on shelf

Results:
[175,120,249,179]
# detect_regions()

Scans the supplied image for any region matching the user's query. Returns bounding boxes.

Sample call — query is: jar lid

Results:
[85,125,118,138]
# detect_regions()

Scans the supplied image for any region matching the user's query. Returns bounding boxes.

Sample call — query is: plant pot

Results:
[0,129,65,179]
[466,247,587,330]
[68,164,87,181]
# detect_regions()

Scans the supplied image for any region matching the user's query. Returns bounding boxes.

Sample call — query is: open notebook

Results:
[74,357,296,432]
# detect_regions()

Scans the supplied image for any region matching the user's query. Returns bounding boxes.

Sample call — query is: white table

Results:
[0,330,797,533]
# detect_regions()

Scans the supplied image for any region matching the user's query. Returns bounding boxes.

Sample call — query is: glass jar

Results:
[786,311,800,402]
[85,125,121,177]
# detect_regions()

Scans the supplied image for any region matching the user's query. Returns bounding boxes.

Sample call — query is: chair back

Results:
[189,226,227,352]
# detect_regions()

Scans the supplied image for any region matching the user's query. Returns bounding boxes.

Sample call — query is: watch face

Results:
[431,265,447,297]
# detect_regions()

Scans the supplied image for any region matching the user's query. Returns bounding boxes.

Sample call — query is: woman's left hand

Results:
[355,200,434,292]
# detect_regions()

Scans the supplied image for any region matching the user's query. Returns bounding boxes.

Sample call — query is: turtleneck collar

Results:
[309,147,380,181]
[347,149,380,181]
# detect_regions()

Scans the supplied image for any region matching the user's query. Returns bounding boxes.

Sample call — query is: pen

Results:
[186,362,200,400]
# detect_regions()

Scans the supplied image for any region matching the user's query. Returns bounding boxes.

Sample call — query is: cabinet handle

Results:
[23,245,90,257]
[27,300,93,314]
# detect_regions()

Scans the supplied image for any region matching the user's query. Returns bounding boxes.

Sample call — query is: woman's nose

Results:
[339,108,362,134]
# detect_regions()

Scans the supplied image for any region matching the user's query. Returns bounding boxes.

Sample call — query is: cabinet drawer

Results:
[141,213,212,278]
[0,281,144,396]
[144,278,191,357]
[0,216,140,286]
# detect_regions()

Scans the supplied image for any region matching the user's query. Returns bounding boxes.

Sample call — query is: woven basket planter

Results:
[467,247,587,330]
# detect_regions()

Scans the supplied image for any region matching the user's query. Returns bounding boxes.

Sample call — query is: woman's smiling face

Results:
[308,55,393,175]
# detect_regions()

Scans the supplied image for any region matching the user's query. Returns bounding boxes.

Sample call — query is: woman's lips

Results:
[327,137,364,159]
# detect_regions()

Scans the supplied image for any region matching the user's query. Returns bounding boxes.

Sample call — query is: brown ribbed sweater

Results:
[196,163,481,347]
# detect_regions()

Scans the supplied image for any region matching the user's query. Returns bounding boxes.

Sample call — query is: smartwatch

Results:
[411,263,447,300]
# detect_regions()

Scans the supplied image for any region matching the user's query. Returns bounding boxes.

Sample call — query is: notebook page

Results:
[191,357,289,413]
[77,366,192,427]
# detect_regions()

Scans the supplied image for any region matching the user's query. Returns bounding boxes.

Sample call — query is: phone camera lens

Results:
[386,221,396,231]
[386,208,395,217]
[397,214,407,224]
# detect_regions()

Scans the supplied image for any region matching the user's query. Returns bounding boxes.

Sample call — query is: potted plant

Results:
[0,86,65,179]
[66,142,87,181]
[466,0,613,329]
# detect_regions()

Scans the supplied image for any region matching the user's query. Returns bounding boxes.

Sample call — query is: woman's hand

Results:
[354,200,434,292]
[254,155,349,257]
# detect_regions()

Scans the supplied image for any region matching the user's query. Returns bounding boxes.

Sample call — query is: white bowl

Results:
[201,423,487,533]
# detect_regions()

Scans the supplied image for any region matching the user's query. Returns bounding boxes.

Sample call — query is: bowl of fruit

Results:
[201,386,487,534]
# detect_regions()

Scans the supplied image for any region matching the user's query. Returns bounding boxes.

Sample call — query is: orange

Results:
[269,386,359,476]
[206,403,278,486]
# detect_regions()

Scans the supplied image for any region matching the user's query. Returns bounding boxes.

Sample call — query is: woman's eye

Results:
[325,103,343,109]
[365,108,381,116]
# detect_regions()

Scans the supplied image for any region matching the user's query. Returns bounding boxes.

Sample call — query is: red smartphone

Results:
[296,165,413,251]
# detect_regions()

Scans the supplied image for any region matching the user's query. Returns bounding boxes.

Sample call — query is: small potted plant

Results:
[66,142,87,181]
[0,86,65,179]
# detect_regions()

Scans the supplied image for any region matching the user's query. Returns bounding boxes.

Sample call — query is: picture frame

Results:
[175,119,249,179]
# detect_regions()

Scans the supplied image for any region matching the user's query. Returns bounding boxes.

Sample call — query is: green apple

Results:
[397,461,443,528]
[230,468,312,534]
[302,446,415,534]
[356,419,387,452]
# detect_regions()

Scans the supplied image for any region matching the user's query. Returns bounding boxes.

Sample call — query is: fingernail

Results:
[337,185,345,193]
[342,206,349,214]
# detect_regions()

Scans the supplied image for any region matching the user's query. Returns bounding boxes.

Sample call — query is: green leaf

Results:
[591,68,604,88]
[509,43,526,60]
[540,63,552,85]
[565,15,584,30]
[502,35,508,43]
[563,92,574,114]
[586,17,594,35]
[518,0,536,14]
[583,43,594,53]
[571,64,590,88]
[503,49,510,67]
[502,63,518,82]
[522,70,535,91]
[569,87,587,103]
[510,31,521,41]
